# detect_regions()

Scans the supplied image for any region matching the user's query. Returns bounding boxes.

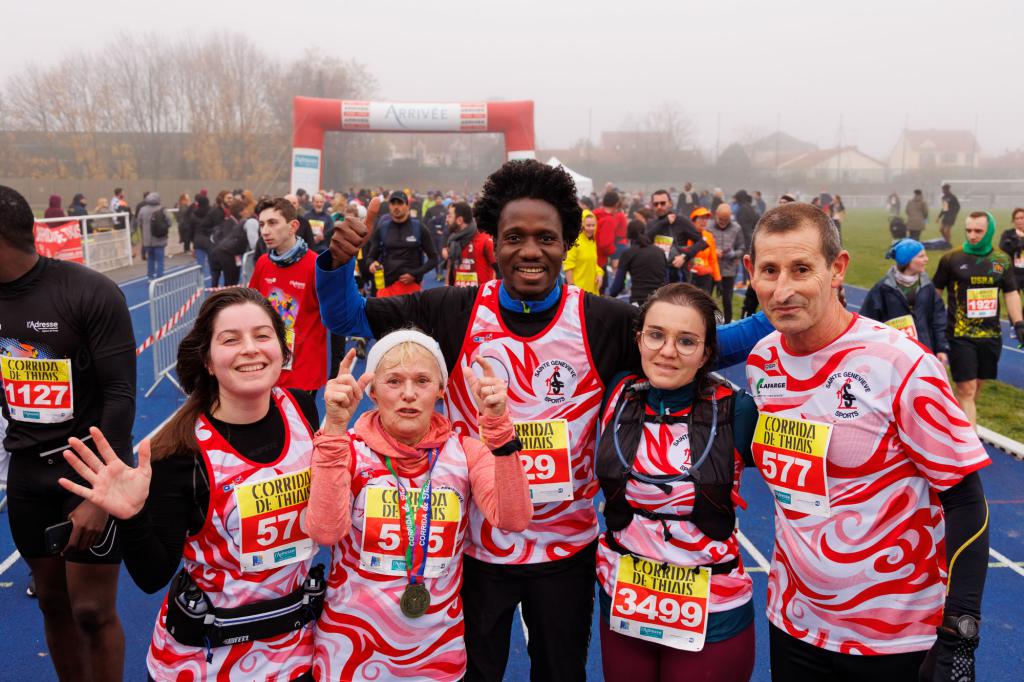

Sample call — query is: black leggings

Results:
[768,624,926,682]
[462,541,597,682]
[719,275,736,323]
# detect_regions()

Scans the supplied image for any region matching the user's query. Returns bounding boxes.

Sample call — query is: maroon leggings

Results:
[600,621,755,682]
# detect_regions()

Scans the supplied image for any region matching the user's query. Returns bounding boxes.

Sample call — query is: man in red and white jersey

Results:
[248,197,328,395]
[744,202,991,681]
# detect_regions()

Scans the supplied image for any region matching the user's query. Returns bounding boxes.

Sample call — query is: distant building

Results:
[745,132,818,169]
[778,146,887,183]
[888,129,980,172]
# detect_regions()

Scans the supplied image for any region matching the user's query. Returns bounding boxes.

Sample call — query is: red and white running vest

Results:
[313,433,471,682]
[447,281,604,564]
[148,388,316,682]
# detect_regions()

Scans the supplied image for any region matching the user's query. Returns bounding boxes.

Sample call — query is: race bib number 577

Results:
[234,468,314,572]
[1,356,73,424]
[752,414,833,517]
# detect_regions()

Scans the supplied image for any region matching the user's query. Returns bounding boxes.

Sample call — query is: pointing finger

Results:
[338,348,358,378]
[472,354,496,378]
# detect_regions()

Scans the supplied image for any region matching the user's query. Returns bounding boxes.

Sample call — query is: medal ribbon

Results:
[385,448,440,587]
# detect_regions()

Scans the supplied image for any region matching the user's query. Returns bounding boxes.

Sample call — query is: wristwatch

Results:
[939,614,980,640]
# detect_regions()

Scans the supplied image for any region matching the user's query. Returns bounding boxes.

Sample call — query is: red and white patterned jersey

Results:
[595,383,752,614]
[446,281,604,564]
[745,314,989,654]
[148,388,316,681]
[312,433,471,682]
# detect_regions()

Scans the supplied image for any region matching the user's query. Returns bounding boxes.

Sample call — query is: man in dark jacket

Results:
[67,193,88,217]
[303,192,334,254]
[644,188,705,282]
[938,183,961,245]
[860,238,948,360]
[999,207,1024,290]
[367,191,438,297]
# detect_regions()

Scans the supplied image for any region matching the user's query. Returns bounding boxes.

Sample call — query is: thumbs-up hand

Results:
[467,354,508,418]
[324,348,374,435]
[330,196,381,270]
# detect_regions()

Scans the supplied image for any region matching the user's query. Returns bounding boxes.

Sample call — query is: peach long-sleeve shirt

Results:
[307,409,531,545]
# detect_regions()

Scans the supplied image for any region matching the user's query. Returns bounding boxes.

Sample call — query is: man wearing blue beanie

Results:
[862,238,949,361]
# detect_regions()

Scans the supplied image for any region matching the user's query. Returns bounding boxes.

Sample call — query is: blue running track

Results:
[2,268,1023,680]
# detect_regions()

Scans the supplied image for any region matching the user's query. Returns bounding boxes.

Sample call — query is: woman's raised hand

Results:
[467,354,508,418]
[324,348,373,434]
[57,426,153,520]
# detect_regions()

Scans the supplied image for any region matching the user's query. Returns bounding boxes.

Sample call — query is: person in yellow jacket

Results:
[564,209,602,294]
[687,207,721,294]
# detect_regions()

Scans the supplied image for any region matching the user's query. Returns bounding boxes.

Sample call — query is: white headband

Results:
[364,329,448,388]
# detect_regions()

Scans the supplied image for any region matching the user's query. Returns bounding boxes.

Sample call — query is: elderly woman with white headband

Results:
[306,329,532,682]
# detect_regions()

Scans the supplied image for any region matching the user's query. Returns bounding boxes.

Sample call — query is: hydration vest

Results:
[596,377,737,542]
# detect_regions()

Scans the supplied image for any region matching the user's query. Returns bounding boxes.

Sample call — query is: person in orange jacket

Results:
[686,207,721,294]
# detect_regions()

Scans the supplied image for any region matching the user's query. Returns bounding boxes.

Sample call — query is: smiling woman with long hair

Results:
[59,288,324,681]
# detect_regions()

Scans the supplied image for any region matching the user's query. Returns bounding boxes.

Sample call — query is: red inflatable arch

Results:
[290,97,536,192]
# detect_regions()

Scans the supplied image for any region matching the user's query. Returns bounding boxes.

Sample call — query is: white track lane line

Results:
[517,604,529,643]
[989,548,1024,579]
[0,411,177,578]
[736,530,771,571]
[0,549,21,576]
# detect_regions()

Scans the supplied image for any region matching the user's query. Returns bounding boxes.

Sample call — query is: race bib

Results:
[309,220,325,238]
[514,419,574,504]
[654,235,673,255]
[885,314,918,339]
[609,554,711,651]
[752,414,832,517]
[234,468,314,571]
[966,288,998,319]
[360,486,461,577]
[373,269,386,290]
[455,270,478,287]
[0,356,73,424]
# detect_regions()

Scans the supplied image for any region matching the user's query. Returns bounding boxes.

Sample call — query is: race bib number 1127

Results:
[0,356,73,424]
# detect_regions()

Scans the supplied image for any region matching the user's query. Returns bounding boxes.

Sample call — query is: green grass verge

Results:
[712,209,1024,442]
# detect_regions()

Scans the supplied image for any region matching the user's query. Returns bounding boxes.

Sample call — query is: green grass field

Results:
[731,208,1024,441]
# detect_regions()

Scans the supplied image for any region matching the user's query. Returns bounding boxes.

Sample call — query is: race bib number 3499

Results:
[609,555,711,651]
[752,414,833,517]
[0,356,73,424]
[234,468,314,572]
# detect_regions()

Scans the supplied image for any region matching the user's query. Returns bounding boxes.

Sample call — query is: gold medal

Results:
[400,583,431,618]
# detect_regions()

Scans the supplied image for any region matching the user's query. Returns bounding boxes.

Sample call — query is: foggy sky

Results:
[3,0,1022,161]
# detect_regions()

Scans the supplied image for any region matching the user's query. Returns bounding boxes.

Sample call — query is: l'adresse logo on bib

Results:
[532,360,577,404]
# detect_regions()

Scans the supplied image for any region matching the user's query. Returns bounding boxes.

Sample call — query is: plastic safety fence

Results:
[144,265,206,397]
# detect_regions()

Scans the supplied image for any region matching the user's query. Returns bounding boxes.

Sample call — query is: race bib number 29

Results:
[0,356,73,424]
[609,555,711,651]
[234,468,314,572]
[514,419,574,503]
[752,414,833,517]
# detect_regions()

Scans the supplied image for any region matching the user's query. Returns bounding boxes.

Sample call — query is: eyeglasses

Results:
[639,330,704,356]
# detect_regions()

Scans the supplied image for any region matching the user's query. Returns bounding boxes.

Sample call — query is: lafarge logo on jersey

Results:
[824,371,871,419]
[532,360,577,404]
[26,321,58,334]
[754,377,787,397]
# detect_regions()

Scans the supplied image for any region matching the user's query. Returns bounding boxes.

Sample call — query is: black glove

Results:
[918,630,978,682]
[1014,320,1024,348]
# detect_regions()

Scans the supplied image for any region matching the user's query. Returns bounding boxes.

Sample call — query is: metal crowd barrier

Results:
[240,250,256,286]
[145,265,205,397]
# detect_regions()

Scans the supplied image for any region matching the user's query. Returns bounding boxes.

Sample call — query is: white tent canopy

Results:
[546,156,593,198]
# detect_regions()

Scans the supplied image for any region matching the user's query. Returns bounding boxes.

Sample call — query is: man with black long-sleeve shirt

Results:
[367,190,438,297]
[645,188,705,282]
[316,161,774,681]
[0,185,135,681]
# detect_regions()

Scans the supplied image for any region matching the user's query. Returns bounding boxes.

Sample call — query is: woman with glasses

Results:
[595,283,758,682]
